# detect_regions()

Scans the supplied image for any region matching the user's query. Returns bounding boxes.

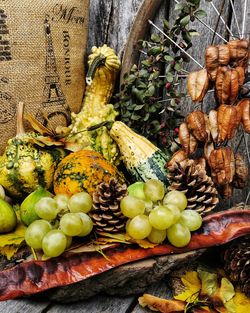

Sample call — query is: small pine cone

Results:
[223,236,250,296]
[168,159,219,216]
[90,177,128,233]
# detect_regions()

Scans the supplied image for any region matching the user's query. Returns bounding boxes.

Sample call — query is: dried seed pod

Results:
[204,141,214,161]
[209,110,218,142]
[217,104,241,143]
[218,44,230,65]
[228,39,249,61]
[232,153,249,189]
[218,184,234,199]
[209,147,235,186]
[178,123,198,155]
[216,67,239,104]
[194,157,207,169]
[239,98,250,133]
[167,150,188,169]
[186,110,208,142]
[235,66,245,86]
[187,69,209,102]
[205,45,219,80]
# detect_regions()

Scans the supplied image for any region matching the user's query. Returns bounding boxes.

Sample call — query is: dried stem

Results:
[210,1,235,38]
[16,102,25,135]
[148,20,204,68]
[229,0,241,39]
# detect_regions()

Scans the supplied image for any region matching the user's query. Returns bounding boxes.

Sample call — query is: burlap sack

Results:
[0,0,89,153]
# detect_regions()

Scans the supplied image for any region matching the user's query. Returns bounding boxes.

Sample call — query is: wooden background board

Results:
[1,0,249,312]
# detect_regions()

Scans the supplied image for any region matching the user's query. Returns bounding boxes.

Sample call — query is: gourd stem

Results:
[86,54,106,86]
[16,102,25,135]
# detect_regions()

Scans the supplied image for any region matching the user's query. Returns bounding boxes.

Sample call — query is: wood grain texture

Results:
[0,299,49,313]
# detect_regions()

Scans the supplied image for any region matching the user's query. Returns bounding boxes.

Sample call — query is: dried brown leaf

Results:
[205,45,219,80]
[139,294,185,313]
[179,122,191,154]
[208,110,218,143]
[216,67,231,104]
[235,66,245,86]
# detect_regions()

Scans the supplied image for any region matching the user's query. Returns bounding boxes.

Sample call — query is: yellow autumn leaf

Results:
[0,222,26,260]
[234,290,250,313]
[174,271,201,302]
[125,234,158,249]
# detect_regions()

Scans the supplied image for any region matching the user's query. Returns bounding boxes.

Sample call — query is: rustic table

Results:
[1,0,249,311]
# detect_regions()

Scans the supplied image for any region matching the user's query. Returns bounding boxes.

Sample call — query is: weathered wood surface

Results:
[1,0,250,312]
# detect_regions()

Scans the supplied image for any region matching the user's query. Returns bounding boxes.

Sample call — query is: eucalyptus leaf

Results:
[180,15,190,27]
[194,9,207,18]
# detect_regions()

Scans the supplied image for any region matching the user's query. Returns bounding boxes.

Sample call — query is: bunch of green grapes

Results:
[25,192,93,258]
[121,179,202,247]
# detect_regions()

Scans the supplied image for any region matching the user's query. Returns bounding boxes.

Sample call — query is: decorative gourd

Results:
[60,45,121,164]
[53,150,125,196]
[0,103,66,198]
[109,121,170,185]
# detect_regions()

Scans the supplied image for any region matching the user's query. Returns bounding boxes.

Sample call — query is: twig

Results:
[243,132,250,164]
[148,20,203,69]
[210,1,235,38]
[174,0,228,43]
[229,0,241,38]
[242,0,248,39]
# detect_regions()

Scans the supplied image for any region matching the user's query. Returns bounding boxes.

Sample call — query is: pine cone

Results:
[90,178,128,233]
[223,236,250,296]
[168,159,219,215]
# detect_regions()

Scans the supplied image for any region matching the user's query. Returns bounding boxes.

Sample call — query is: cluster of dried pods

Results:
[178,39,250,199]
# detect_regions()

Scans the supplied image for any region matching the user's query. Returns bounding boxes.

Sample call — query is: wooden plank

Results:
[87,0,143,55]
[0,299,49,313]
[47,295,135,313]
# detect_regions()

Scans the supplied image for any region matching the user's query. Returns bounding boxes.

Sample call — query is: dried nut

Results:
[205,45,219,80]
[187,69,209,102]
[232,153,249,189]
[209,110,218,142]
[239,98,250,133]
[209,147,235,186]
[186,110,208,142]
[235,66,245,86]
[216,67,239,104]
[218,44,230,65]
[228,39,249,61]
[219,184,234,199]
[178,122,198,155]
[167,150,188,169]
[217,104,241,143]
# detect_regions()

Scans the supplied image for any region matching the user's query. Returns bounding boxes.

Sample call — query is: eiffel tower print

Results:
[37,16,71,127]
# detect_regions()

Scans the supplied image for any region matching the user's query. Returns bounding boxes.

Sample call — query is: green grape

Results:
[127,182,146,200]
[59,213,83,236]
[126,219,131,232]
[68,192,93,213]
[35,197,58,221]
[149,206,175,230]
[120,195,145,218]
[42,229,67,257]
[144,179,165,202]
[163,190,187,211]
[144,200,153,215]
[77,212,93,237]
[0,185,5,200]
[66,236,72,249]
[54,194,70,215]
[127,215,152,240]
[148,228,167,244]
[25,220,52,249]
[166,223,191,247]
[180,210,202,231]
[164,203,181,223]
